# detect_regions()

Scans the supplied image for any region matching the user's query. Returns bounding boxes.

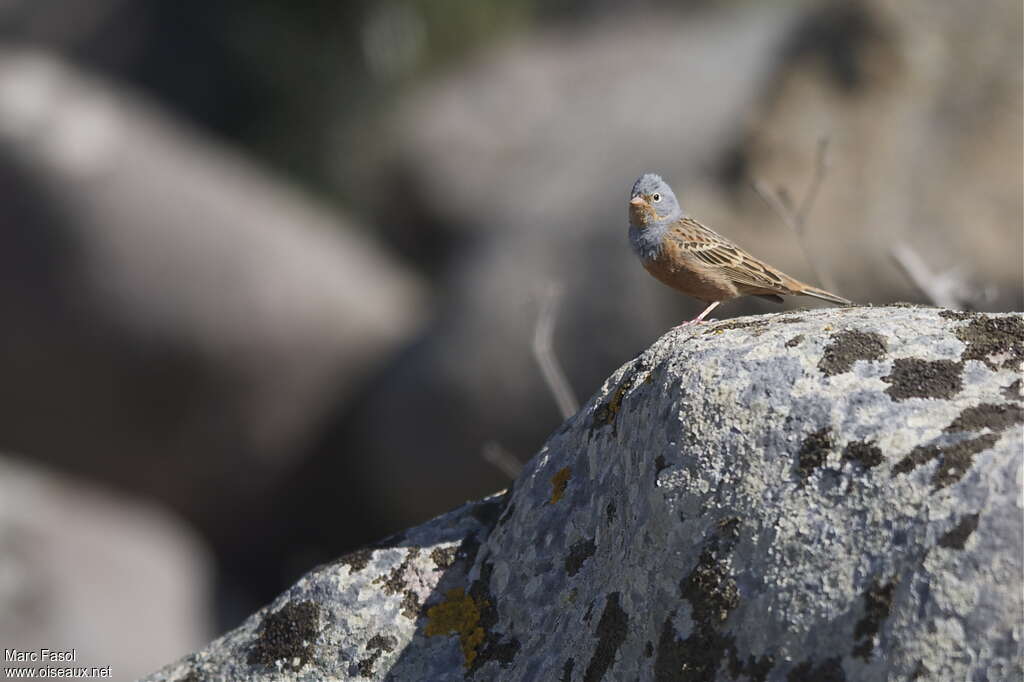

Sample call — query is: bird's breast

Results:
[640,238,739,303]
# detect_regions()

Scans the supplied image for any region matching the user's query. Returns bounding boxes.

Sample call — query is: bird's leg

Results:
[690,301,720,324]
[674,301,721,328]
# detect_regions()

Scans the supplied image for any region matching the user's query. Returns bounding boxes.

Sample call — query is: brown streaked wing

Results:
[668,217,789,292]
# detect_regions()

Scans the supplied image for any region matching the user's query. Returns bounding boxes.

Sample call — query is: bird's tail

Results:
[799,285,852,306]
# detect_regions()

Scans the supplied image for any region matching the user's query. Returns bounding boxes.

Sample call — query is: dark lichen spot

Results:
[247,600,320,671]
[466,560,520,673]
[939,310,974,321]
[367,633,396,653]
[945,403,1023,433]
[797,428,833,479]
[560,658,575,682]
[431,546,458,571]
[356,656,375,675]
[787,657,846,681]
[654,522,745,680]
[644,641,654,658]
[852,580,896,660]
[882,358,963,401]
[786,334,805,348]
[681,550,740,626]
[582,592,628,682]
[780,317,806,324]
[910,660,930,680]
[891,302,936,308]
[932,434,1000,489]
[706,319,769,334]
[713,517,741,548]
[337,547,373,573]
[893,434,1000,489]
[550,467,572,504]
[727,652,775,682]
[583,602,594,623]
[953,314,1024,370]
[400,589,421,620]
[605,502,617,523]
[654,613,690,681]
[892,444,939,476]
[843,440,883,468]
[1003,379,1022,400]
[818,330,886,376]
[938,513,980,550]
[654,455,669,475]
[375,548,420,595]
[356,634,397,677]
[566,539,597,577]
[476,638,521,672]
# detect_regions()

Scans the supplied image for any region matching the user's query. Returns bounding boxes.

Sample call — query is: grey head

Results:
[628,173,682,261]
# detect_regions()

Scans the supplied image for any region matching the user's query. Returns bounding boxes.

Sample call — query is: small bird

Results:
[628,173,850,325]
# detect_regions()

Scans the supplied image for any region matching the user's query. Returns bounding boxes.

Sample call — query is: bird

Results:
[628,173,850,325]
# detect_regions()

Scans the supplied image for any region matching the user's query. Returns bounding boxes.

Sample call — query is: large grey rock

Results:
[148,306,1023,681]
[0,455,212,681]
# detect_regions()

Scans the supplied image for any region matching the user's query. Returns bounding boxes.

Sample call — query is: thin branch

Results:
[480,440,523,480]
[889,243,994,310]
[532,283,579,420]
[796,137,831,230]
[750,135,839,295]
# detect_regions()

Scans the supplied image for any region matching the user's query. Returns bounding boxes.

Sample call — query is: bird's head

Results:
[629,173,680,228]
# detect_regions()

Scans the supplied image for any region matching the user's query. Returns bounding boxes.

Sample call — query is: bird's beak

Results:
[630,196,646,207]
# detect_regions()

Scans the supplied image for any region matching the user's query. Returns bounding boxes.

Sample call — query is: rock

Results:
[146,306,1024,681]
[0,455,213,681]
[0,49,425,552]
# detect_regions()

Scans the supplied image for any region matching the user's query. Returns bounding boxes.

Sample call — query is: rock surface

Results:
[147,306,1023,681]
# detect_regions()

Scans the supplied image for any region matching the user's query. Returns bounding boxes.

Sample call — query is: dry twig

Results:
[890,243,994,310]
[532,283,579,420]
[751,136,840,295]
[480,440,523,479]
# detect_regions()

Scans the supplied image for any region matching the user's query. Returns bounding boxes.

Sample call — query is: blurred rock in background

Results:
[0,0,1018,672]
[0,48,425,623]
[0,455,211,680]
[695,0,1023,311]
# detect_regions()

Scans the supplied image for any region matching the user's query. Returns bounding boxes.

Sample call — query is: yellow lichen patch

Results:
[550,466,571,504]
[424,587,488,667]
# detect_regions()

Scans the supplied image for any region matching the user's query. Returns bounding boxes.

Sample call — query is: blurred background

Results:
[0,0,1019,677]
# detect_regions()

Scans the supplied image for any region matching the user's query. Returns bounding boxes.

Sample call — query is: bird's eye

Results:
[652,192,662,202]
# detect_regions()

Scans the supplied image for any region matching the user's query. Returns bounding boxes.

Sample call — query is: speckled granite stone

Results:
[146,306,1023,681]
